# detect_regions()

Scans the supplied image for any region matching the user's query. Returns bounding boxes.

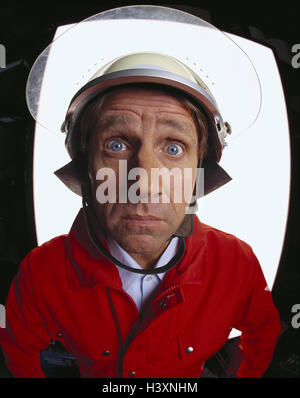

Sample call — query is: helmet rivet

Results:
[225,122,232,135]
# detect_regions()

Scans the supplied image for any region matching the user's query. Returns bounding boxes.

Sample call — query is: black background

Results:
[0,0,299,381]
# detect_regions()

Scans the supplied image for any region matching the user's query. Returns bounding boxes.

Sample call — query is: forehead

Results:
[99,87,195,119]
[82,86,200,150]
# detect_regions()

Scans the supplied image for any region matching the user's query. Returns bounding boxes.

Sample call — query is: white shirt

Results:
[106,236,179,312]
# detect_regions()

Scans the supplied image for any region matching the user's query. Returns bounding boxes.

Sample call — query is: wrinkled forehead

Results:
[89,85,200,130]
[84,84,198,120]
[100,85,194,111]
[100,89,198,130]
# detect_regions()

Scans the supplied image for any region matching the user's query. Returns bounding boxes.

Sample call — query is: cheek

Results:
[88,152,119,188]
[165,162,198,205]
[172,201,190,218]
[183,165,199,202]
[89,151,105,176]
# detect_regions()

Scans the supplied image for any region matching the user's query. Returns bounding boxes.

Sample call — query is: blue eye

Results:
[166,144,182,156]
[107,140,125,152]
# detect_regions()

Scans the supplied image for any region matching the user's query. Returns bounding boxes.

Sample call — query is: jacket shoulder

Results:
[21,234,68,274]
[197,218,253,253]
[194,217,259,277]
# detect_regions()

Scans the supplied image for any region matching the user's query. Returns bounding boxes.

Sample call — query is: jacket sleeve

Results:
[232,248,282,378]
[0,252,50,377]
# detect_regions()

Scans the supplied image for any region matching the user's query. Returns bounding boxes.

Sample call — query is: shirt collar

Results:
[107,236,179,281]
[65,209,204,291]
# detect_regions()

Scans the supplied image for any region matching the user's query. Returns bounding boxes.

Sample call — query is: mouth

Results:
[122,215,162,221]
[121,215,164,228]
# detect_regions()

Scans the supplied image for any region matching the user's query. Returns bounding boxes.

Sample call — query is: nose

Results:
[128,143,161,203]
[135,142,157,169]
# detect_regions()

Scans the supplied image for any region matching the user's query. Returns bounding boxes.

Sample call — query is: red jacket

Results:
[0,210,282,378]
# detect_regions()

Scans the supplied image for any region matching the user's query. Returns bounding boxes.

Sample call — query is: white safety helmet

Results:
[55,51,232,197]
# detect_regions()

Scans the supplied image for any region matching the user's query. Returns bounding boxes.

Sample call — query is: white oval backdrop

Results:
[33,25,290,339]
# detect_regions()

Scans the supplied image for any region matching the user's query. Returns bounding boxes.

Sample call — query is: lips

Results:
[122,215,163,221]
[121,215,164,229]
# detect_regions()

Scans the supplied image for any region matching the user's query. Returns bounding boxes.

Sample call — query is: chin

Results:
[118,234,165,255]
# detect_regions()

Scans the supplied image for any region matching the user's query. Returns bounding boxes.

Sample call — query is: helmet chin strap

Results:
[81,182,186,275]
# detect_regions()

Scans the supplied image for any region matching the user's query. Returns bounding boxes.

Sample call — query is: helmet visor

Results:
[26,5,261,138]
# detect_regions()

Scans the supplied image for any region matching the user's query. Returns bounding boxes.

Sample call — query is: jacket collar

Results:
[65,209,206,291]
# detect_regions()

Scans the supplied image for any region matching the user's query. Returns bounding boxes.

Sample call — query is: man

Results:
[0,52,282,378]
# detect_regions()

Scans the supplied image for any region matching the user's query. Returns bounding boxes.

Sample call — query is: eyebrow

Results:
[157,118,193,133]
[98,115,192,130]
[97,114,130,131]
[95,114,196,143]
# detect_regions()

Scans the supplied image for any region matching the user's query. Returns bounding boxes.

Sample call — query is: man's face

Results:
[88,87,199,256]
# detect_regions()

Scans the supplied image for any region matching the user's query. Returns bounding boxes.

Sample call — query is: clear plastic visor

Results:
[26,5,262,138]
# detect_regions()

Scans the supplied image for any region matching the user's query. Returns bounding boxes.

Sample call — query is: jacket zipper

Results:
[105,283,144,378]
[104,283,140,318]
[106,282,185,377]
[152,283,183,303]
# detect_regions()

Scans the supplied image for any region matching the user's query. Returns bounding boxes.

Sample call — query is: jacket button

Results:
[102,350,110,356]
[186,346,194,353]
[160,301,167,308]
[129,371,136,377]
[56,332,63,338]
